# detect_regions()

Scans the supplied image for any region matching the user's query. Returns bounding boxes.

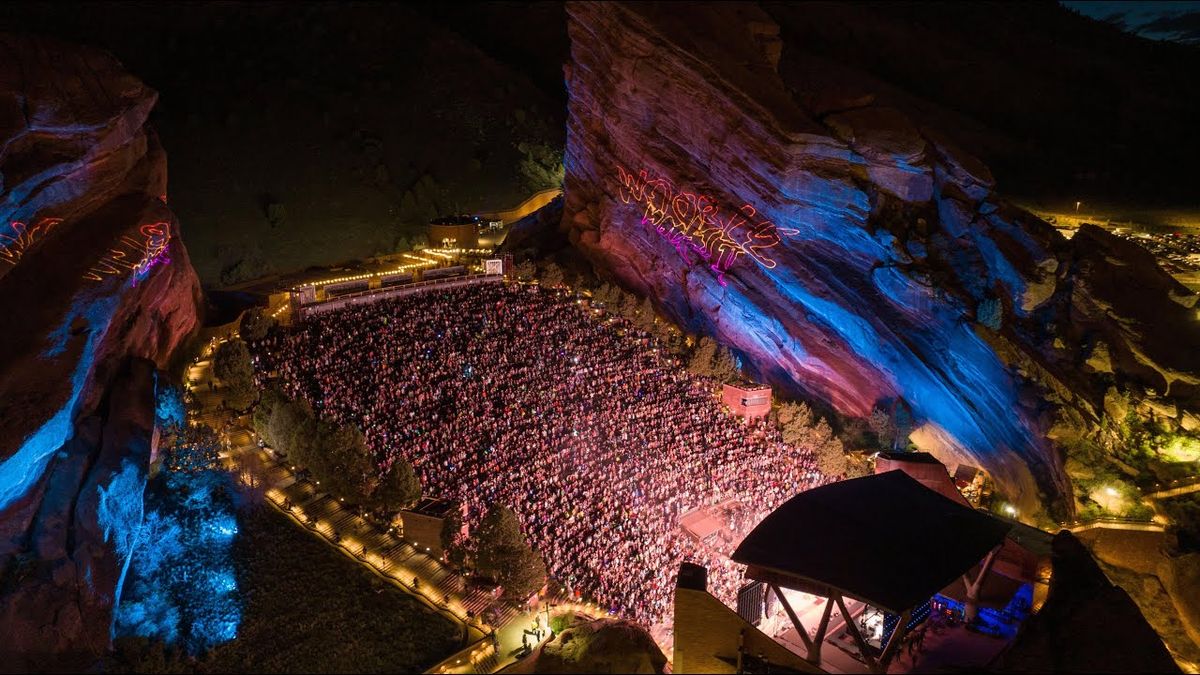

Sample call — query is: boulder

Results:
[533,617,666,674]
[994,531,1181,673]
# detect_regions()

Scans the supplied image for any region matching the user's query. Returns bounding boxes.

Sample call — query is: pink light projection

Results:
[83,222,171,283]
[615,165,797,285]
[0,218,64,267]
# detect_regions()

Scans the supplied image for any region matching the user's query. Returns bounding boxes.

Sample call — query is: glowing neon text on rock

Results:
[615,165,797,285]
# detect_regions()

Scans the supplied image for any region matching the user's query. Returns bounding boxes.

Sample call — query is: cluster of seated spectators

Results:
[253,283,829,629]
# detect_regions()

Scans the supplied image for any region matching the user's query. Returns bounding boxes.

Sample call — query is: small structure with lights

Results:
[399,497,461,559]
[721,381,772,419]
[428,215,481,250]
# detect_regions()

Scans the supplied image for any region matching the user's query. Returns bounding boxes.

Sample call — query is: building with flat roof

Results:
[722,382,772,419]
[399,497,460,559]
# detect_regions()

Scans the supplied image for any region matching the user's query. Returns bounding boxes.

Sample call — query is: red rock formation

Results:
[560,2,1200,516]
[994,531,1181,673]
[0,34,200,666]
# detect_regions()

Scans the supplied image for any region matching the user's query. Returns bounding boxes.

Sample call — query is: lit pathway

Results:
[184,338,606,674]
[1146,477,1200,501]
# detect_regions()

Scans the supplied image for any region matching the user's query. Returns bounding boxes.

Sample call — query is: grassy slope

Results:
[200,507,460,673]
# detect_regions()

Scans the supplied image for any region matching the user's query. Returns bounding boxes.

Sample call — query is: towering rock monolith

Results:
[0,34,201,668]
[560,1,1200,516]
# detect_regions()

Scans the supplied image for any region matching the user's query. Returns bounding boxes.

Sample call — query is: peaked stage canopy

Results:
[732,469,1012,613]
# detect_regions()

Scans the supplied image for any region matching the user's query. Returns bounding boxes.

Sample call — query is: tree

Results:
[373,456,421,513]
[688,337,719,376]
[473,506,526,576]
[712,346,740,382]
[269,396,317,466]
[98,461,148,623]
[868,407,898,451]
[231,449,268,510]
[777,401,849,477]
[442,507,469,569]
[593,282,617,306]
[239,308,276,342]
[113,512,186,646]
[806,418,848,477]
[540,261,565,288]
[515,260,537,281]
[777,401,815,444]
[637,297,656,330]
[472,506,547,601]
[499,545,547,602]
[617,291,640,318]
[224,379,257,412]
[978,297,1003,330]
[315,422,376,504]
[253,388,287,447]
[155,380,186,432]
[213,339,255,408]
[163,424,221,474]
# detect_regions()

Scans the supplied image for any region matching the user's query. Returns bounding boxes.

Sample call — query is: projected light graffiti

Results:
[615,165,797,285]
[0,217,64,267]
[83,221,171,283]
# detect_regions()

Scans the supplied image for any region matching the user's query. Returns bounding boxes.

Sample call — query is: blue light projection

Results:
[97,460,149,623]
[652,177,1033,471]
[114,467,242,653]
[0,295,117,511]
[931,584,1033,639]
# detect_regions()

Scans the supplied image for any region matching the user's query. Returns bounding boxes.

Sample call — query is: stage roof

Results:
[732,470,1012,613]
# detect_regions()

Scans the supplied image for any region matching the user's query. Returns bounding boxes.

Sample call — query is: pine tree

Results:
[540,261,565,288]
[593,282,616,306]
[688,337,719,376]
[868,407,898,450]
[373,457,421,512]
[442,507,469,569]
[473,506,525,576]
[638,297,656,330]
[712,346,740,381]
[238,308,275,342]
[213,339,253,385]
[252,388,286,447]
[470,505,546,598]
[316,423,376,503]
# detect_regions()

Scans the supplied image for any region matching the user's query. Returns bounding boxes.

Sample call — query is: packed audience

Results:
[252,282,829,628]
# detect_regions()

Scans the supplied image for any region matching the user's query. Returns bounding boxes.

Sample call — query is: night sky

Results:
[1064,1,1200,44]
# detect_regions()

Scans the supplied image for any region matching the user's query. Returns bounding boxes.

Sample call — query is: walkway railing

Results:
[1059,516,1165,533]
[1146,476,1200,501]
[298,273,503,319]
[476,188,562,224]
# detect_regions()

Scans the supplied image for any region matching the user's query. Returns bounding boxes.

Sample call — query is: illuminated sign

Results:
[485,259,504,275]
[615,165,797,285]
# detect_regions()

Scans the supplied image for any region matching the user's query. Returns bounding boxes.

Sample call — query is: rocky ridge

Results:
[0,34,201,666]
[560,1,1200,516]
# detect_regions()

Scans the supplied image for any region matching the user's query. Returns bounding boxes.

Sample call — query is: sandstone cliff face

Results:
[0,34,200,665]
[561,2,1200,515]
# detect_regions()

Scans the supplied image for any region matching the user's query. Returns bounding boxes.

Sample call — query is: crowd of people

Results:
[251,282,830,630]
